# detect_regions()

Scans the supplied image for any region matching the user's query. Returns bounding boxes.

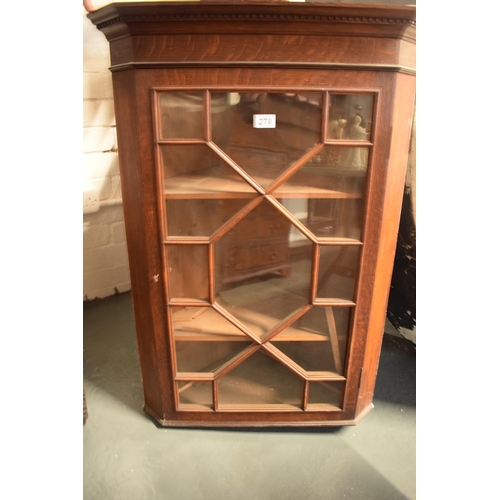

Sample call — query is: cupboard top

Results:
[88,2,415,73]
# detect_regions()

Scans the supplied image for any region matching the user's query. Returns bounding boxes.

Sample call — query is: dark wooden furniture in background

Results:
[83,389,88,425]
[88,1,416,427]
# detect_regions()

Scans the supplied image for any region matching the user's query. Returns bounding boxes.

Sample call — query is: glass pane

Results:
[167,245,209,300]
[212,92,322,189]
[273,341,337,373]
[317,246,360,301]
[273,145,367,240]
[307,381,343,408]
[214,199,313,339]
[328,94,374,141]
[308,198,364,239]
[271,306,352,375]
[166,198,255,237]
[172,306,254,374]
[178,381,212,409]
[162,144,257,198]
[273,145,368,193]
[217,349,303,407]
[158,92,204,139]
[172,306,250,341]
[175,340,253,374]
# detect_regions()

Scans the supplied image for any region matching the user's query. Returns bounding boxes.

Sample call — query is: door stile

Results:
[208,243,215,304]
[325,307,343,375]
[303,380,310,411]
[204,89,212,143]
[310,243,320,304]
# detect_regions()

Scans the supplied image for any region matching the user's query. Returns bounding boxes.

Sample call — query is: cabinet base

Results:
[143,403,373,428]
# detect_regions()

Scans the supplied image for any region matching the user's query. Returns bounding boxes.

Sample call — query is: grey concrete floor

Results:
[83,291,416,500]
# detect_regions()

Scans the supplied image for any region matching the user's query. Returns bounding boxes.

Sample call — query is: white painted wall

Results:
[83,6,128,300]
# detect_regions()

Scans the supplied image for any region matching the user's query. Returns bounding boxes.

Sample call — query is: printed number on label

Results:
[253,114,276,129]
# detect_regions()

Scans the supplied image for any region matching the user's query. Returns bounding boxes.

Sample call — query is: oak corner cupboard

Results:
[88,1,416,428]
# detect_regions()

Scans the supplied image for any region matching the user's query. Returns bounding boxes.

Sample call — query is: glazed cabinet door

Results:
[154,87,378,420]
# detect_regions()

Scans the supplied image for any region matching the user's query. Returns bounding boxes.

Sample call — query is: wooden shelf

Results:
[273,187,362,199]
[164,167,258,199]
[172,306,331,342]
[164,166,363,200]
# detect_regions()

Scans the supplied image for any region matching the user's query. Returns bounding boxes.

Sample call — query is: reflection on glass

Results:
[178,381,212,408]
[342,143,369,170]
[214,199,312,339]
[218,349,303,407]
[273,145,368,192]
[328,94,374,141]
[317,246,360,301]
[159,92,205,139]
[307,381,343,408]
[272,145,367,239]
[162,144,256,197]
[167,245,209,300]
[166,198,255,237]
[271,306,352,375]
[212,92,322,188]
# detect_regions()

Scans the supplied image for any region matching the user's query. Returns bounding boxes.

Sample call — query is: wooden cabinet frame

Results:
[88,1,416,427]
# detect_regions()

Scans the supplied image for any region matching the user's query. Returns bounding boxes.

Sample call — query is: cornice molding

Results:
[95,12,415,32]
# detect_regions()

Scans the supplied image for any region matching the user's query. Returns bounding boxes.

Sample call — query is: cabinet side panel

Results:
[355,72,416,417]
[111,70,173,419]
